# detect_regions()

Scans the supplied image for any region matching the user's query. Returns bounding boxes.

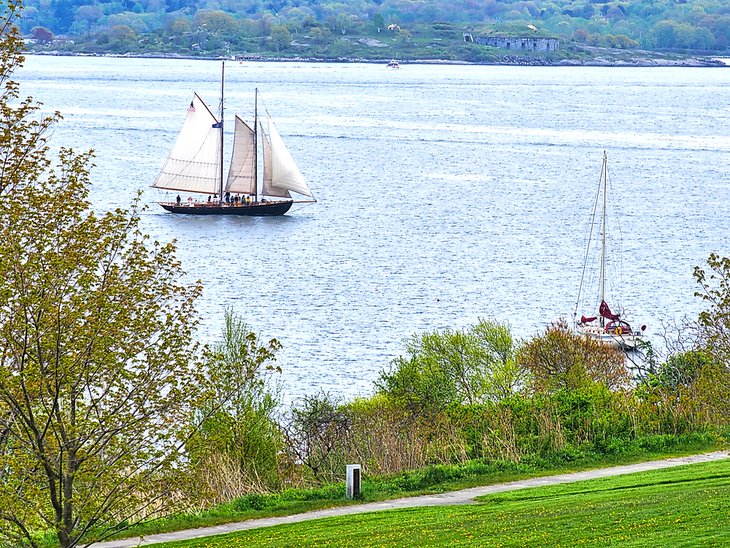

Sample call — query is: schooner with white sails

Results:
[151,62,315,216]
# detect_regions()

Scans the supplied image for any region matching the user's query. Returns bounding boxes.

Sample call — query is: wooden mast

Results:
[599,151,608,328]
[218,61,225,203]
[253,87,259,204]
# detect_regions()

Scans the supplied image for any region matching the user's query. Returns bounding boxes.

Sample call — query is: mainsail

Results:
[152,93,222,195]
[225,116,256,196]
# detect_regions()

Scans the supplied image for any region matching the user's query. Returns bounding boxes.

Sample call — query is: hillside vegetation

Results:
[18,0,730,63]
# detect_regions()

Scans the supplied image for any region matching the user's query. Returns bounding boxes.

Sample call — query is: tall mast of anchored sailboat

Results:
[253,87,259,203]
[218,61,225,202]
[599,151,608,327]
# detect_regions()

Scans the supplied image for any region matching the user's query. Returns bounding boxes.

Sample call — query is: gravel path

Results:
[92,451,729,547]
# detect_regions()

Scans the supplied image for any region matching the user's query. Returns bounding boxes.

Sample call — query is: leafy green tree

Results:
[51,0,76,33]
[194,9,238,35]
[0,4,203,546]
[282,6,315,35]
[282,392,352,484]
[470,320,526,400]
[648,350,711,392]
[694,253,730,368]
[104,24,139,52]
[376,319,524,413]
[165,16,192,46]
[372,12,385,33]
[30,26,54,43]
[74,4,103,32]
[187,311,283,502]
[517,320,629,393]
[698,15,730,50]
[271,24,292,52]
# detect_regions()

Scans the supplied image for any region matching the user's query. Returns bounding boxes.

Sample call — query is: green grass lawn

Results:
[156,459,730,547]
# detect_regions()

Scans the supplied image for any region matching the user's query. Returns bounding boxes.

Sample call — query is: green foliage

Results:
[517,319,630,393]
[282,392,352,484]
[376,319,523,413]
[634,432,715,453]
[371,13,385,32]
[694,253,730,366]
[653,19,716,50]
[445,386,637,462]
[0,4,203,546]
[645,350,712,391]
[271,24,292,52]
[187,311,283,503]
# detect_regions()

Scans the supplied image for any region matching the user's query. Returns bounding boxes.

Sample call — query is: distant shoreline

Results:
[24,50,729,68]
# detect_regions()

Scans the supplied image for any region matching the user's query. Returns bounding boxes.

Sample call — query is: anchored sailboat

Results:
[574,151,645,351]
[151,62,315,215]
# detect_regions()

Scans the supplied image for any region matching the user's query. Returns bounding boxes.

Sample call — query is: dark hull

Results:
[158,201,293,216]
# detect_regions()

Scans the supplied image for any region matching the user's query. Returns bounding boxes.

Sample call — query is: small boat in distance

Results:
[151,62,315,216]
[386,59,400,69]
[574,151,645,351]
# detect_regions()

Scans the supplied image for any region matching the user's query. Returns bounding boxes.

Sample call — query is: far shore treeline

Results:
[17,0,730,65]
[1,1,729,547]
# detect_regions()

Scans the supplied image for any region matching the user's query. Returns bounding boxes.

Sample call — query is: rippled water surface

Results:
[16,56,730,400]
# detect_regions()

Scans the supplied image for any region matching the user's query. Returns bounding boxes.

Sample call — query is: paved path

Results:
[93,451,729,547]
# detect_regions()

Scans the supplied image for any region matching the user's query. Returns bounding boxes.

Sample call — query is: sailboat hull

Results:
[576,325,643,352]
[158,201,293,216]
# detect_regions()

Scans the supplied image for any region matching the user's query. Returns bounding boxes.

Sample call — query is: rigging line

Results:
[603,156,628,314]
[611,176,627,312]
[574,157,604,321]
[255,91,270,125]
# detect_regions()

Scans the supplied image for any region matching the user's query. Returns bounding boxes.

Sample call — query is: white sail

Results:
[225,116,256,195]
[266,114,313,197]
[152,93,221,195]
[260,120,292,199]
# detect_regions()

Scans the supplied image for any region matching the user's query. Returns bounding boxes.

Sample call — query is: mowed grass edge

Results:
[156,458,730,547]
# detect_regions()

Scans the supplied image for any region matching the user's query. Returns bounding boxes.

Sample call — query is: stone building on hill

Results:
[464,34,560,52]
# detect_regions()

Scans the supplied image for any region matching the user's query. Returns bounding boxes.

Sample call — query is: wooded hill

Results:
[19,0,730,62]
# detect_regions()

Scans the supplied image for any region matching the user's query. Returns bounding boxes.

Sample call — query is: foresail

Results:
[260,120,292,199]
[152,93,221,194]
[266,114,313,197]
[225,116,256,195]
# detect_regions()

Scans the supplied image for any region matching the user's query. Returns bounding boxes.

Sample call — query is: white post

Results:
[346,464,361,499]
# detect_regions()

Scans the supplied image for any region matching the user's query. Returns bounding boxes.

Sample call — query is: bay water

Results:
[16,56,730,401]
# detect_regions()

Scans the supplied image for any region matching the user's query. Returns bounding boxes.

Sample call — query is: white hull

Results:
[576,324,643,351]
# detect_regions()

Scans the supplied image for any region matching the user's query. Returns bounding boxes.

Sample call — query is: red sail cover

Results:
[581,315,597,324]
[599,300,621,321]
